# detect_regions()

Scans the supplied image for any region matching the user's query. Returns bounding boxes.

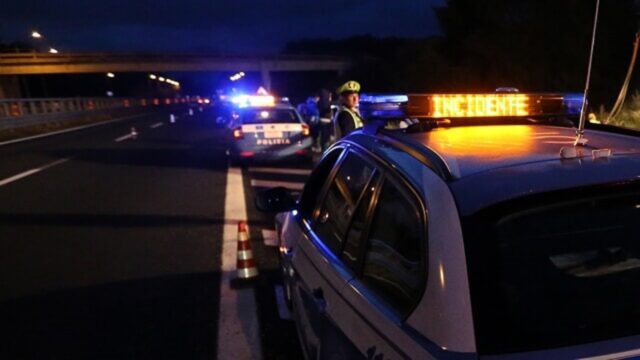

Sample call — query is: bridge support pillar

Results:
[0,76,23,99]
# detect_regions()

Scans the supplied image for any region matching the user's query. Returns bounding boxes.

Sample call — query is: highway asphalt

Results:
[0,109,306,359]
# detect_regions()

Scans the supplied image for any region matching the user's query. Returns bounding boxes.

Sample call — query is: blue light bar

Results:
[359,94,408,119]
[562,93,584,116]
[360,94,408,103]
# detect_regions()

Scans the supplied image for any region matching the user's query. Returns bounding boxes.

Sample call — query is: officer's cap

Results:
[337,81,361,95]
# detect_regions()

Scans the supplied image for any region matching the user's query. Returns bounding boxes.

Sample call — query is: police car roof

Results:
[404,124,640,178]
[349,124,640,215]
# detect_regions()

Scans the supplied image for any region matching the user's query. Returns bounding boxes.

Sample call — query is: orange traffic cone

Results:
[237,221,259,279]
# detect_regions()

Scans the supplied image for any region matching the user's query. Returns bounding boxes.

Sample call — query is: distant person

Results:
[333,81,364,140]
[296,102,308,120]
[304,95,321,151]
[318,88,333,151]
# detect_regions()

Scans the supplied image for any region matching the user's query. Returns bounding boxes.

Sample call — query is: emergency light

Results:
[359,94,408,119]
[231,94,276,108]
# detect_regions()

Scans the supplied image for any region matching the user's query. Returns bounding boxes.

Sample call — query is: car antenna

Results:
[574,0,600,147]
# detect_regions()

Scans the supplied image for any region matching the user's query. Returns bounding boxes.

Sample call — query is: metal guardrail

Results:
[0,97,190,119]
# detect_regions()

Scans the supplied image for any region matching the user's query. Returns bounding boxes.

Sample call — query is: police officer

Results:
[333,80,364,140]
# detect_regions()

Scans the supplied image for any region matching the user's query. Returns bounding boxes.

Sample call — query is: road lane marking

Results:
[0,158,71,187]
[261,229,278,247]
[218,166,262,360]
[149,122,163,129]
[274,285,292,320]
[248,167,312,176]
[0,113,153,147]
[580,348,640,360]
[114,133,136,142]
[250,179,304,191]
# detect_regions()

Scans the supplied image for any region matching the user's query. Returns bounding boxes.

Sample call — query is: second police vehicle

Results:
[227,92,314,165]
[256,92,640,359]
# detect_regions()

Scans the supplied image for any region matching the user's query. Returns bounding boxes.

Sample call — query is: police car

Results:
[227,94,314,165]
[256,92,640,359]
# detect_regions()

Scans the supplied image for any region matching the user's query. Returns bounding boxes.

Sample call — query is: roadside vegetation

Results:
[604,91,640,130]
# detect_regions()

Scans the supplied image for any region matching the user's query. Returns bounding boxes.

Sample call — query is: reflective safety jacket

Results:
[333,106,364,140]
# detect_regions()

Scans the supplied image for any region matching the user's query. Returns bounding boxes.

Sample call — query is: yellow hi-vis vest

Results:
[333,106,364,139]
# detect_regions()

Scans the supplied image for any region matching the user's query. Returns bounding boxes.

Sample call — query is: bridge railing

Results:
[0,97,192,119]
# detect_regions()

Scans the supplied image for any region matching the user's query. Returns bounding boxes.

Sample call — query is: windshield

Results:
[240,109,300,124]
[463,183,640,354]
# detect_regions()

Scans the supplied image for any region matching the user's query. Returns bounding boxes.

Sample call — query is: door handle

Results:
[311,287,327,313]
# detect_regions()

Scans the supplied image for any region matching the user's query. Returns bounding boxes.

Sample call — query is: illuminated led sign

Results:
[360,93,582,120]
[428,94,529,118]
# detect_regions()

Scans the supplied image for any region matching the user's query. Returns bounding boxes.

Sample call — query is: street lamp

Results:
[106,72,115,78]
[31,31,43,39]
[49,48,59,54]
[229,71,245,81]
[149,74,157,80]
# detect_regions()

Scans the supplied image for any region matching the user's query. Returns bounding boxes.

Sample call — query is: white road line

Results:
[114,133,135,142]
[248,167,312,176]
[149,122,163,129]
[250,179,305,191]
[218,166,262,360]
[274,285,292,320]
[0,158,71,187]
[580,348,640,360]
[0,113,152,147]
[261,229,278,247]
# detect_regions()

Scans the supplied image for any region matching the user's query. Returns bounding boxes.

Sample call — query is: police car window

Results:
[464,187,640,354]
[241,109,298,124]
[341,173,379,272]
[313,153,374,255]
[361,177,424,318]
[298,149,342,220]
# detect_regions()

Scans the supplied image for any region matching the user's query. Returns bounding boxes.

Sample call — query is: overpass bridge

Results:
[0,52,349,91]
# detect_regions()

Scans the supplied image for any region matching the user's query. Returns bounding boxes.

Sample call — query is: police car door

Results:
[291,148,378,359]
[339,167,430,359]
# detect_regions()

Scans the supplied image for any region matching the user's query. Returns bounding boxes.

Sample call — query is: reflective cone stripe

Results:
[237,250,253,260]
[237,240,252,251]
[238,267,259,279]
[237,258,257,269]
[236,221,258,279]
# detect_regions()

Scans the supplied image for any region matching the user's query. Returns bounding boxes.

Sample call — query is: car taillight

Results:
[233,127,244,139]
[301,124,310,136]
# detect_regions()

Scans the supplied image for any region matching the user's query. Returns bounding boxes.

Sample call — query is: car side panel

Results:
[289,219,360,358]
[405,165,477,354]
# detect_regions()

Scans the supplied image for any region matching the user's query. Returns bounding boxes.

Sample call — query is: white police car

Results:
[227,94,313,165]
[256,92,640,359]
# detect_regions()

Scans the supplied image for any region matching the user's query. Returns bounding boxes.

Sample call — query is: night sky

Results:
[1,0,444,54]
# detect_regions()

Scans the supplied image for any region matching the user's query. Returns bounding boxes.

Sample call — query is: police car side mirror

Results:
[255,187,297,213]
